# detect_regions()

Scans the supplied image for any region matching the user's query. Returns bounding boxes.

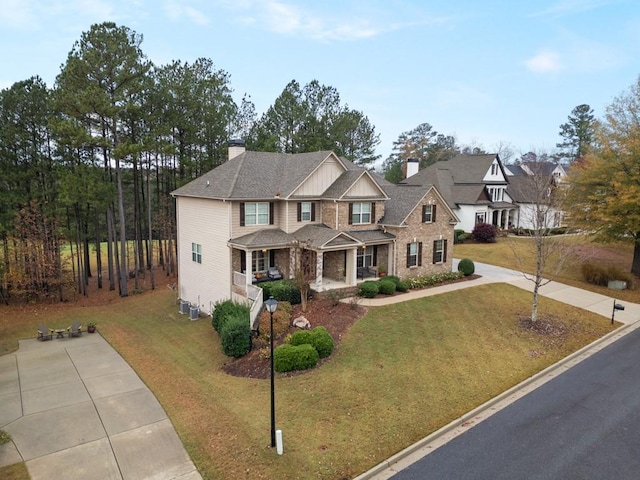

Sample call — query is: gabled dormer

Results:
[482,154,507,183]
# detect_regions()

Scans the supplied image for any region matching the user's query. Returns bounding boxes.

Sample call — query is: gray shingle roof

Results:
[399,153,508,207]
[378,184,433,226]
[292,224,361,249]
[172,151,343,200]
[228,228,293,248]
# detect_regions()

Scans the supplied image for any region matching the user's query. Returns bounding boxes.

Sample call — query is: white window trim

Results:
[245,202,270,226]
[352,202,372,225]
[191,242,202,264]
[301,202,312,221]
[424,204,433,223]
[433,240,444,264]
[408,242,419,267]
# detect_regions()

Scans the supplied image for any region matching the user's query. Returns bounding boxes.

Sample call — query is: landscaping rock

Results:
[292,316,311,329]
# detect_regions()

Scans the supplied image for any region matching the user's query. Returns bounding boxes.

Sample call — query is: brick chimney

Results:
[406,158,419,178]
[228,139,246,160]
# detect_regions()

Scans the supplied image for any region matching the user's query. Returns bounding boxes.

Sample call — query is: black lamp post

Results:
[264,295,278,448]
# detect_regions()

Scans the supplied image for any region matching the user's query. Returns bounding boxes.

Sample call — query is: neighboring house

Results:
[171,144,458,320]
[505,162,567,230]
[400,153,518,232]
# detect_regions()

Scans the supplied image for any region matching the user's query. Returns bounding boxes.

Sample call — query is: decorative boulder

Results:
[292,316,311,329]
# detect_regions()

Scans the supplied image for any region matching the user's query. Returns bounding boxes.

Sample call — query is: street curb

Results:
[353,320,640,480]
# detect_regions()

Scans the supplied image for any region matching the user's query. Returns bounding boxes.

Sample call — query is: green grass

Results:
[455,235,640,304]
[0,462,29,480]
[0,282,616,479]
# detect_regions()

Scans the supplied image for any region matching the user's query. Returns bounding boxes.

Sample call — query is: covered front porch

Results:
[490,202,518,230]
[228,225,395,299]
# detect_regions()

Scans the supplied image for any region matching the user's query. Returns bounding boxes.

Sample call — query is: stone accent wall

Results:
[323,251,346,280]
[335,200,385,232]
[389,191,454,280]
[321,201,338,229]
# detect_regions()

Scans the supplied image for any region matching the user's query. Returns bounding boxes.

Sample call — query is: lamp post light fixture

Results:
[612,299,625,325]
[264,295,279,448]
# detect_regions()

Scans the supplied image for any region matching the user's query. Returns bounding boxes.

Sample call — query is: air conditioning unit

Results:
[189,306,200,321]
[179,300,190,315]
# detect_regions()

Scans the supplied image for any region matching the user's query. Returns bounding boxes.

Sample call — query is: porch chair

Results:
[67,320,82,338]
[267,267,282,280]
[37,324,53,341]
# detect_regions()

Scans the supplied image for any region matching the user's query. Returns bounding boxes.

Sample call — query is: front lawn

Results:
[0,282,616,479]
[454,235,640,303]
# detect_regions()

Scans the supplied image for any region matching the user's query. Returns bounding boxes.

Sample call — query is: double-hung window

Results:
[422,204,436,223]
[351,202,372,224]
[433,239,447,264]
[191,243,202,264]
[406,242,422,268]
[244,202,270,225]
[298,202,315,222]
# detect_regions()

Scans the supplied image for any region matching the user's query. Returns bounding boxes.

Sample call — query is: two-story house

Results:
[400,153,518,232]
[171,143,458,319]
[505,161,567,230]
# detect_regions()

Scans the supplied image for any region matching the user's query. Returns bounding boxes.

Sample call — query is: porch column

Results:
[315,252,324,290]
[345,248,357,286]
[246,249,253,287]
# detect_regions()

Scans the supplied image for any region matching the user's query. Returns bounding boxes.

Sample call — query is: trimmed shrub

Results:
[358,281,379,298]
[220,313,251,358]
[457,258,475,276]
[396,280,411,292]
[385,275,402,286]
[311,326,334,358]
[454,229,466,244]
[378,279,397,295]
[290,329,314,347]
[290,326,335,359]
[273,343,319,372]
[212,300,249,333]
[262,280,302,305]
[472,222,497,243]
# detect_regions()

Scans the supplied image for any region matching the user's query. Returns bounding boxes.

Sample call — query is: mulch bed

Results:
[221,273,482,379]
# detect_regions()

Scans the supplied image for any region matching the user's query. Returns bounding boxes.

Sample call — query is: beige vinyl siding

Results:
[293,157,344,196]
[230,201,278,237]
[177,197,231,315]
[344,175,381,197]
[284,201,320,233]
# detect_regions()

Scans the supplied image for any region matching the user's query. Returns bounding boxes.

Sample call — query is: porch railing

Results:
[249,285,263,331]
[233,271,263,331]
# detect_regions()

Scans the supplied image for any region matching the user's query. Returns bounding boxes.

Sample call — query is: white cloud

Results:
[531,0,618,17]
[524,51,562,74]
[164,0,210,26]
[0,0,37,29]
[228,0,445,42]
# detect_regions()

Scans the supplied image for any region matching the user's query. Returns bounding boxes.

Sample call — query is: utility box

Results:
[179,300,190,314]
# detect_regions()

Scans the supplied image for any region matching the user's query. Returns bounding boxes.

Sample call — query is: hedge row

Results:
[261,280,302,305]
[409,271,464,289]
[211,299,251,358]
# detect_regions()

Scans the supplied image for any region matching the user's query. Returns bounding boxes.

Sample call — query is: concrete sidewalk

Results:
[0,332,201,480]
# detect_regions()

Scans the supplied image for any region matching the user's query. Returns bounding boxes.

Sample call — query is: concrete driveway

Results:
[0,332,201,480]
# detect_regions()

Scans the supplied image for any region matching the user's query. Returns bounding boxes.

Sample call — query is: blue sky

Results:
[1,0,639,162]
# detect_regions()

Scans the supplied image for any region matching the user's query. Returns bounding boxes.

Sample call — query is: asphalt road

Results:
[390,327,640,480]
